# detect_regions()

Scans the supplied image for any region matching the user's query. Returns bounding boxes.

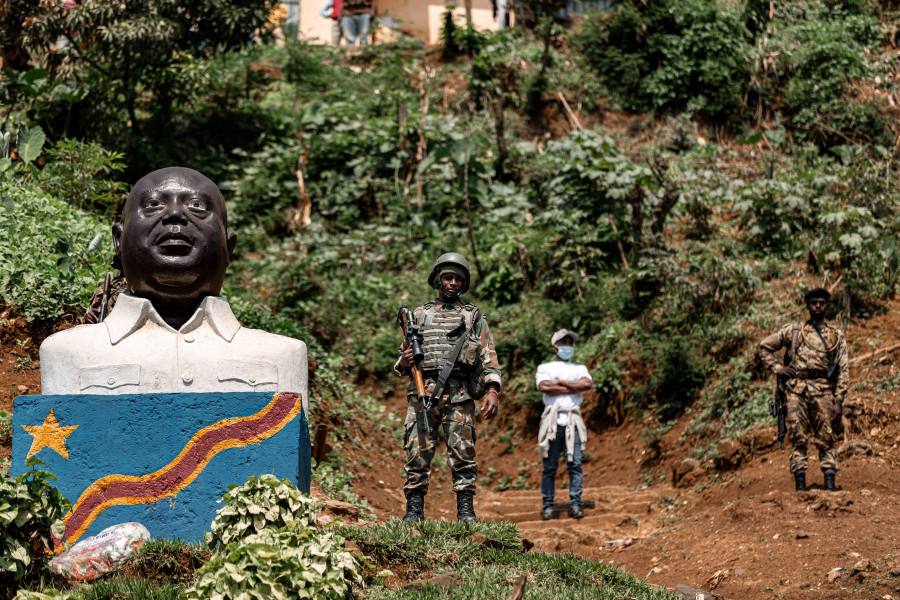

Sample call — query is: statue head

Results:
[112,167,237,326]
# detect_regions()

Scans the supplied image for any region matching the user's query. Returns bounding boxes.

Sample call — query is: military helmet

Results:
[427,252,471,294]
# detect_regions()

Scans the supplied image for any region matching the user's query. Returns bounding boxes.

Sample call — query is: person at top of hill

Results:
[535,330,591,520]
[394,252,501,524]
[758,287,848,492]
[340,0,375,46]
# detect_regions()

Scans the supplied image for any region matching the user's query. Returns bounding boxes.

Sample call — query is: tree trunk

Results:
[492,96,508,181]
[628,187,645,268]
[649,181,679,241]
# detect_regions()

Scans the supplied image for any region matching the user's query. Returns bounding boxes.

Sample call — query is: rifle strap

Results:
[790,323,800,365]
[426,310,480,406]
[810,321,835,369]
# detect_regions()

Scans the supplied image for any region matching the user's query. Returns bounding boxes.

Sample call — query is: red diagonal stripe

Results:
[63,393,299,542]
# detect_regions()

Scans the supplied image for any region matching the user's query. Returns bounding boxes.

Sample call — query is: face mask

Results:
[556,346,574,361]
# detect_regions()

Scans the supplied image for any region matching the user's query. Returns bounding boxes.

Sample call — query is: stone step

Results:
[481,498,653,519]
[491,512,640,531]
[482,499,597,517]
[483,487,663,502]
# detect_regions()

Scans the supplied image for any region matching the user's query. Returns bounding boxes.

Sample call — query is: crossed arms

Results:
[538,377,592,396]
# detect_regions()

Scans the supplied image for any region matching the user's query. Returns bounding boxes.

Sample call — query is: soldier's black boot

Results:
[794,470,806,492]
[402,490,425,522]
[457,490,476,524]
[823,469,837,492]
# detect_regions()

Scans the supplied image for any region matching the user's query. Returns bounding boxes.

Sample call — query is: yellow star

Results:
[21,408,78,460]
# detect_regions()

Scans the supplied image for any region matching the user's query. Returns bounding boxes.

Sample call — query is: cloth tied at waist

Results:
[538,404,587,462]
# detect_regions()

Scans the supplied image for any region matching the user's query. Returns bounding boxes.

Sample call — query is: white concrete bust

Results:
[39,167,307,412]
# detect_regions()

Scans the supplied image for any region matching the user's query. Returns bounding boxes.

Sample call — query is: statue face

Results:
[113,167,237,304]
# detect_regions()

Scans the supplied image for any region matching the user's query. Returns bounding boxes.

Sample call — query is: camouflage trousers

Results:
[786,390,838,474]
[403,397,477,494]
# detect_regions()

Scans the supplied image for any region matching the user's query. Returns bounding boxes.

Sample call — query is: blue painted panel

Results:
[11,393,310,544]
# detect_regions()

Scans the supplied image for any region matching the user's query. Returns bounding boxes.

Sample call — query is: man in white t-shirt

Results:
[535,329,591,520]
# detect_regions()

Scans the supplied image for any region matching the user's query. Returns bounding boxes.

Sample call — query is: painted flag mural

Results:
[11,392,310,546]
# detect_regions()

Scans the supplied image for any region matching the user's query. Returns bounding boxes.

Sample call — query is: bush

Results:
[1,459,70,600]
[204,474,320,549]
[187,525,361,600]
[0,181,108,320]
[636,335,707,419]
[32,139,128,216]
[748,1,890,146]
[576,0,751,117]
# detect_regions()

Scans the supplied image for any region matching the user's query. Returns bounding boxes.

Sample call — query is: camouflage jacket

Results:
[395,298,501,403]
[758,320,849,399]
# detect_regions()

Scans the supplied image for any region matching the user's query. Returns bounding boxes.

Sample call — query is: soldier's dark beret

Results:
[804,287,830,301]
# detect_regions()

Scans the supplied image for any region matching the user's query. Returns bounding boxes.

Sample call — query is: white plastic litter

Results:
[49,522,151,581]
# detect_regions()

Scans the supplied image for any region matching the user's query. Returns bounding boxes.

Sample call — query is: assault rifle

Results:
[770,375,788,452]
[98,272,112,323]
[826,349,846,386]
[397,306,433,449]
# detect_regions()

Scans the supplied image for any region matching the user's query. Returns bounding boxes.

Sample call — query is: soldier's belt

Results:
[794,369,828,380]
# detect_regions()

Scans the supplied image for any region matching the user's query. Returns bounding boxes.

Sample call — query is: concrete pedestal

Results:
[12,392,310,546]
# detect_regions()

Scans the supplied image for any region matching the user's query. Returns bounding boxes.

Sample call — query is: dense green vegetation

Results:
[4,0,900,447]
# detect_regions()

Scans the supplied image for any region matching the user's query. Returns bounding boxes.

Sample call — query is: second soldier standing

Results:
[395,253,501,523]
[758,287,848,492]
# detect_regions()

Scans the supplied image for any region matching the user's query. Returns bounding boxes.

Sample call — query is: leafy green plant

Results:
[187,524,361,600]
[576,0,751,117]
[13,591,82,600]
[636,335,707,419]
[591,359,623,397]
[0,181,108,320]
[204,474,320,548]
[0,411,12,441]
[747,1,889,146]
[0,458,70,600]
[33,140,127,215]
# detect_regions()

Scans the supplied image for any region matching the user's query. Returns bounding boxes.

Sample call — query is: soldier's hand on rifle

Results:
[776,365,797,378]
[480,387,499,420]
[397,346,414,371]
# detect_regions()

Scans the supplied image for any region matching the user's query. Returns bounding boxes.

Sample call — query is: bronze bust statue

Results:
[40,167,308,406]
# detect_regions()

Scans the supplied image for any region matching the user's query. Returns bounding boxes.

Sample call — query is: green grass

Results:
[119,538,209,585]
[343,520,677,599]
[19,577,182,600]
[76,577,183,600]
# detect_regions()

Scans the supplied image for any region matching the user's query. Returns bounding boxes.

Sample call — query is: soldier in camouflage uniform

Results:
[395,252,501,523]
[80,275,128,324]
[759,287,848,492]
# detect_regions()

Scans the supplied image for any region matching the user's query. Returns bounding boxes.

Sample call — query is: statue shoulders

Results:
[231,326,308,355]
[39,323,109,358]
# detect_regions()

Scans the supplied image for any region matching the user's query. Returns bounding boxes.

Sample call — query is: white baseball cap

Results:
[551,329,578,346]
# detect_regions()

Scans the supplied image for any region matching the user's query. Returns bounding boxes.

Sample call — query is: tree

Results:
[16,0,277,152]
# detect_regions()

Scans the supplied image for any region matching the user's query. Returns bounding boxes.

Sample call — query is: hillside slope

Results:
[327,296,900,599]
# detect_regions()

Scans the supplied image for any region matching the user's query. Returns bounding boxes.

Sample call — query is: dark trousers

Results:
[541,424,583,509]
